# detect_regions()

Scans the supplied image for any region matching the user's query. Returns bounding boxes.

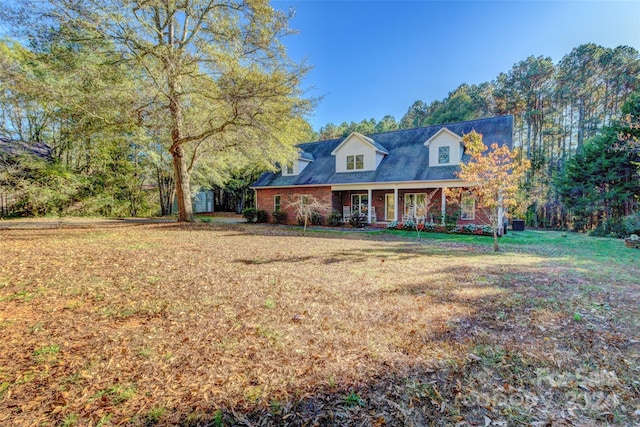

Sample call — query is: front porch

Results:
[332,187,461,225]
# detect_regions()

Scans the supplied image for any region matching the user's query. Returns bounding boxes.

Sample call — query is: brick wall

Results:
[255,186,333,225]
[256,186,489,226]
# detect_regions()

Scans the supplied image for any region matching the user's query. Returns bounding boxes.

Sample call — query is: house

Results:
[251,116,513,226]
[0,138,52,160]
[0,138,53,216]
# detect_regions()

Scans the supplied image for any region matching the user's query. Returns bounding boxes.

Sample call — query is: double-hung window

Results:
[351,193,368,214]
[461,197,475,220]
[274,195,281,212]
[404,193,427,218]
[438,146,450,164]
[346,154,364,170]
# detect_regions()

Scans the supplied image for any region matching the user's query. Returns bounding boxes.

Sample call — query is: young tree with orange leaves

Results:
[455,131,530,251]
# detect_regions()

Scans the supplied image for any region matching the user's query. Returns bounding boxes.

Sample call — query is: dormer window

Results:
[347,154,364,171]
[438,146,450,164]
[424,127,463,167]
[332,132,388,173]
[282,151,313,176]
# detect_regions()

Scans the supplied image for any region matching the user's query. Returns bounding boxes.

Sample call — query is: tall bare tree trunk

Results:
[166,38,194,223]
[171,145,194,222]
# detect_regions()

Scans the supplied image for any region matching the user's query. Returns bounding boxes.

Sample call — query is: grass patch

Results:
[91,385,136,405]
[33,344,60,363]
[344,391,365,408]
[0,223,638,425]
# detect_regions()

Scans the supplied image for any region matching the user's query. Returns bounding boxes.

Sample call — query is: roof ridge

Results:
[367,115,512,138]
[305,115,513,145]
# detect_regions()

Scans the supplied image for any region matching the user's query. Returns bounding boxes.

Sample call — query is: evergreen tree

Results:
[557,96,640,233]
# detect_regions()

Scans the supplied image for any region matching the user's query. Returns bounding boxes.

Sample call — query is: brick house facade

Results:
[252,116,512,226]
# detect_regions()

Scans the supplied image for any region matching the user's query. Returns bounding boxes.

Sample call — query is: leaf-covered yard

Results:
[0,222,639,426]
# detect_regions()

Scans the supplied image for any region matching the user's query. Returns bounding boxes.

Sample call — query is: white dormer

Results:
[331,132,388,173]
[423,127,463,167]
[282,151,314,176]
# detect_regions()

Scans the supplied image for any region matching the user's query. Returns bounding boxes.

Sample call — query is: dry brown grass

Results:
[0,223,638,426]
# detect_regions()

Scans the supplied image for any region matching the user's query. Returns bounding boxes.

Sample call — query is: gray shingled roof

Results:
[0,138,53,160]
[299,151,314,161]
[253,116,513,188]
[337,133,389,154]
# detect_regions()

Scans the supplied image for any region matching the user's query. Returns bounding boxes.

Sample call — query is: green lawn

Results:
[379,228,640,282]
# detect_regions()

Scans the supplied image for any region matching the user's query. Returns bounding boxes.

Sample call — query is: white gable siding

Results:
[298,159,311,173]
[282,159,312,176]
[334,136,378,173]
[427,131,462,167]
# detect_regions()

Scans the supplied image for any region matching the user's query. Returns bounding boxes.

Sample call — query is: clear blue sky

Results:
[272,1,640,131]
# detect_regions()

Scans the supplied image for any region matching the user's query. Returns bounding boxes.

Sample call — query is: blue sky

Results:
[272,1,640,131]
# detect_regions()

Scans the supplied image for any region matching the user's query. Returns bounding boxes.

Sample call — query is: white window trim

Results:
[438,146,450,164]
[346,154,364,171]
[403,193,428,217]
[351,193,368,214]
[281,162,296,176]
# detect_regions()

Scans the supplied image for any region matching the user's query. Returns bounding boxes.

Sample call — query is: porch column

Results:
[441,187,447,225]
[394,188,399,222]
[367,188,372,223]
[497,192,504,236]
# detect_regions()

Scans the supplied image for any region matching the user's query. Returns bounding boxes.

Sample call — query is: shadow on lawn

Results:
[156,221,495,243]
[161,363,487,426]
[155,263,640,427]
[231,243,501,268]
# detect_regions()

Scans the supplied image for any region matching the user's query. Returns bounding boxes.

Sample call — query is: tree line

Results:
[0,3,638,233]
[0,0,314,220]
[317,44,640,233]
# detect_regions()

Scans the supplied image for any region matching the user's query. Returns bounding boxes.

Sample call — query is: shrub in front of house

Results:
[272,210,287,224]
[423,222,436,232]
[242,208,256,223]
[256,209,269,223]
[311,212,325,225]
[437,211,460,232]
[348,213,367,228]
[327,211,343,227]
[386,221,492,236]
[454,224,493,235]
[297,212,324,226]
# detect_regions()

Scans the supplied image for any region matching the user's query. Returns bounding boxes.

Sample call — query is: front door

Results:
[385,193,395,221]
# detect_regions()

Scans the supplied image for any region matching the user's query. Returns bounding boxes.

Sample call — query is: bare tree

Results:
[412,189,439,240]
[286,194,331,233]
